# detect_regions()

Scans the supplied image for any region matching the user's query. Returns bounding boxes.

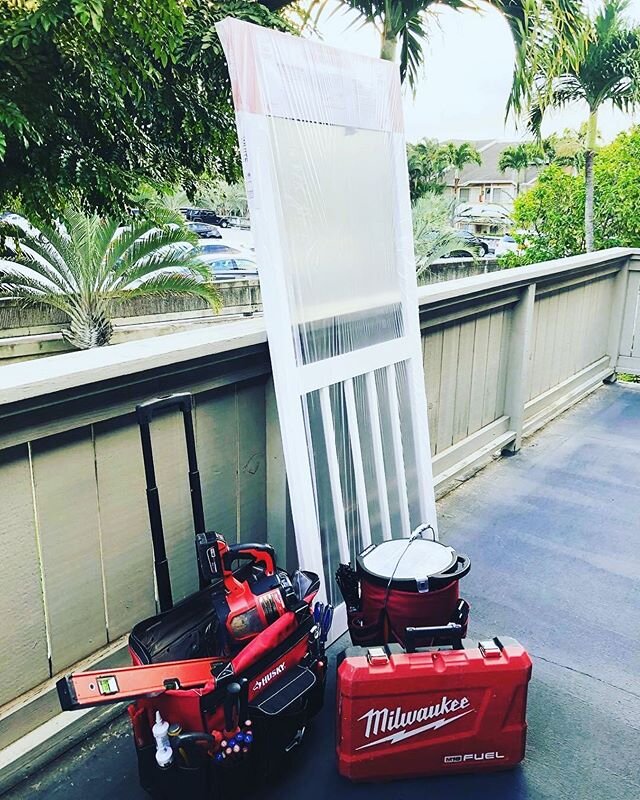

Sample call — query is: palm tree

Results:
[526,0,640,251]
[412,194,480,280]
[498,143,543,197]
[334,0,588,94]
[443,142,482,208]
[0,207,220,349]
[407,139,451,202]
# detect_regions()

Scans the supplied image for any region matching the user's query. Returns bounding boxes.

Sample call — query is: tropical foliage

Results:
[407,139,483,203]
[523,0,640,250]
[412,193,478,279]
[0,208,220,349]
[407,140,452,202]
[497,143,544,195]
[500,127,640,266]
[0,0,286,217]
[443,142,482,202]
[198,182,249,217]
[541,129,590,173]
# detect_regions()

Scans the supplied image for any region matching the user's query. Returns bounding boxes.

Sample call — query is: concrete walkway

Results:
[5,383,640,800]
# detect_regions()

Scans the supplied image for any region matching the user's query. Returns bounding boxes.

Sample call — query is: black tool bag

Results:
[129,394,326,799]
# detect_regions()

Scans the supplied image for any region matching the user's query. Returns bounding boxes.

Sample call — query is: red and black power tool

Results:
[195,532,300,645]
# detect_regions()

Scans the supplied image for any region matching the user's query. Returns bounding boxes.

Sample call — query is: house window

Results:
[459,188,470,202]
[493,188,503,203]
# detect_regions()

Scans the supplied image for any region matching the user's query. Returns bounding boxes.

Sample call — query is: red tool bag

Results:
[337,527,471,647]
[336,625,532,781]
[57,394,327,800]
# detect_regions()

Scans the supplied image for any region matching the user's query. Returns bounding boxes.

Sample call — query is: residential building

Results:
[443,139,541,238]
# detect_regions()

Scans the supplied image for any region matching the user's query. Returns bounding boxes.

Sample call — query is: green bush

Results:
[501,127,640,266]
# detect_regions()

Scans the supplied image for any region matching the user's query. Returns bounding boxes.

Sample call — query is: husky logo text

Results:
[253,661,286,692]
[356,696,474,750]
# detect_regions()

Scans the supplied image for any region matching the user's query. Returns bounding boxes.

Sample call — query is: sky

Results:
[310,0,640,144]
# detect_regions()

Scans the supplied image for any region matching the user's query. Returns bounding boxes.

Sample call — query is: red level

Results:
[57,657,223,710]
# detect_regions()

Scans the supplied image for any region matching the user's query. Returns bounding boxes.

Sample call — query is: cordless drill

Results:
[196,532,298,645]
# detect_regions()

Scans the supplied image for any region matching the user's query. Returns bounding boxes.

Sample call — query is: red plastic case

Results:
[336,637,531,781]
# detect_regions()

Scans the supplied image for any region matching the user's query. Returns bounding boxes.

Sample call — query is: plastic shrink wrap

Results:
[217,19,436,621]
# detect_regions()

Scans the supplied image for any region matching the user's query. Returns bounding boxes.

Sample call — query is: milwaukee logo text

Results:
[253,661,286,692]
[356,696,473,750]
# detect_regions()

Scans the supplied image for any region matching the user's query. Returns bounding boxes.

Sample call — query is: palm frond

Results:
[501,0,591,117]
[109,226,201,285]
[103,213,195,277]
[116,273,222,310]
[399,12,429,90]
[115,252,210,290]
[0,267,74,312]
[28,214,83,287]
[0,246,76,294]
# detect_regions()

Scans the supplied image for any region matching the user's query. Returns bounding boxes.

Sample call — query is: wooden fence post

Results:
[607,258,631,378]
[265,377,295,570]
[502,283,536,454]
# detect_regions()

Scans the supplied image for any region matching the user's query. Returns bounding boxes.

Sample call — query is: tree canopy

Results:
[407,139,452,203]
[521,0,640,250]
[0,0,285,218]
[502,126,640,266]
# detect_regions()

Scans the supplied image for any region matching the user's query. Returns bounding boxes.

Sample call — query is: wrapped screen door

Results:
[218,20,437,632]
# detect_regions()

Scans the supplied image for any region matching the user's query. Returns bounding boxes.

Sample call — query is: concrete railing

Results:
[0,248,638,787]
[0,258,501,363]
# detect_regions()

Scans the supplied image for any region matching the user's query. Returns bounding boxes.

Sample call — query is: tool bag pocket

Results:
[136,744,213,799]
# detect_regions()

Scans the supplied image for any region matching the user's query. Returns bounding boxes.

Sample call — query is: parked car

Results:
[199,255,258,281]
[444,230,490,258]
[494,234,519,257]
[223,216,251,230]
[186,221,222,239]
[180,207,229,227]
[198,243,242,257]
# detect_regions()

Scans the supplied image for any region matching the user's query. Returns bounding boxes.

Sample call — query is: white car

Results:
[200,254,258,282]
[494,234,519,257]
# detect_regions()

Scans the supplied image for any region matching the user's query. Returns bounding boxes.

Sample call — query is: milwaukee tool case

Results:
[337,631,532,781]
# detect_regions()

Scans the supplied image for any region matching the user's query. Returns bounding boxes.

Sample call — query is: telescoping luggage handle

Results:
[136,392,223,612]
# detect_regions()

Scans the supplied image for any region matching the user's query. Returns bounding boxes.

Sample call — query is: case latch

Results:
[479,639,502,658]
[366,647,389,666]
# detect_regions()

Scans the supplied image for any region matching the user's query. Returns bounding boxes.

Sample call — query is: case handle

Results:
[404,622,464,652]
[135,392,193,423]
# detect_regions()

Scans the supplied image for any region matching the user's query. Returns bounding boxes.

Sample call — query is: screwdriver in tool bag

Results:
[314,602,334,644]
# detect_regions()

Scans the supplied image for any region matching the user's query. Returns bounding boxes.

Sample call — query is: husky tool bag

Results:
[130,592,326,800]
[125,394,327,798]
[56,393,328,800]
[336,625,532,782]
